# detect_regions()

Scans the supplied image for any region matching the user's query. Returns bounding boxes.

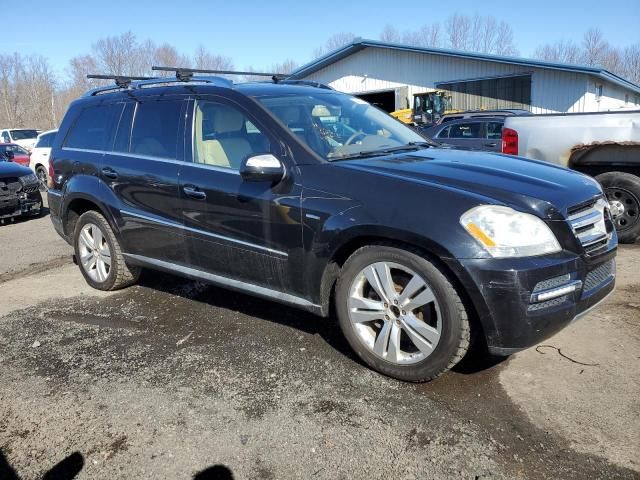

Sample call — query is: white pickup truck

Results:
[503,110,640,243]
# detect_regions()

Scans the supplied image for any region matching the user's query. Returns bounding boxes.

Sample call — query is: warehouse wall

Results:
[301,47,637,114]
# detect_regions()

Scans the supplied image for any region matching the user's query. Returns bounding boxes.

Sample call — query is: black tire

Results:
[35,165,48,187]
[335,245,470,382]
[73,210,140,290]
[596,172,640,244]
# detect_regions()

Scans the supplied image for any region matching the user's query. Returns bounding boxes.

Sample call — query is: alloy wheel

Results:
[78,223,112,283]
[347,261,442,365]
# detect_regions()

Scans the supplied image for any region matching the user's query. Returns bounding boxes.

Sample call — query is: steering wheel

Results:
[344,131,368,146]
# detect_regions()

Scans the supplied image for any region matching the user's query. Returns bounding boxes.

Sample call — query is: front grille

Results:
[21,183,39,194]
[567,198,610,255]
[532,274,571,293]
[0,177,21,196]
[583,260,615,292]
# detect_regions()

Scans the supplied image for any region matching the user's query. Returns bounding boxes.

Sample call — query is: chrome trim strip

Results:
[123,253,319,312]
[61,147,241,175]
[568,209,601,228]
[119,209,288,257]
[61,147,106,155]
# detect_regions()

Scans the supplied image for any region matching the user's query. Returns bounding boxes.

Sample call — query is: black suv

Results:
[48,72,617,382]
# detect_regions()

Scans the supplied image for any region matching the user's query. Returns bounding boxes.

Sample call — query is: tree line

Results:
[1,13,638,132]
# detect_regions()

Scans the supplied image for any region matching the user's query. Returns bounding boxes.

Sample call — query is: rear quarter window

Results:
[63,104,123,151]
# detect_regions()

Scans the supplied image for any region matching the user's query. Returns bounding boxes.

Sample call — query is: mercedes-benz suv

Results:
[47,71,617,382]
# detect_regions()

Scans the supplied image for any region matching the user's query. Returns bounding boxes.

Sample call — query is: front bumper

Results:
[456,247,616,355]
[0,187,41,219]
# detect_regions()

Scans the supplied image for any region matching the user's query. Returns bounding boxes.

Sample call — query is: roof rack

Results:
[82,67,331,97]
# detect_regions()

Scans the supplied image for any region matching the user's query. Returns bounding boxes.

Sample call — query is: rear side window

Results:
[35,131,56,148]
[486,122,503,140]
[130,100,183,159]
[64,104,123,151]
[448,122,482,139]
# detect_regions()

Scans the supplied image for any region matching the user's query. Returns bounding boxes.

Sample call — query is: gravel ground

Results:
[0,209,638,479]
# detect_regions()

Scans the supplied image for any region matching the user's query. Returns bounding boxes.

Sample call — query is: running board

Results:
[123,254,323,315]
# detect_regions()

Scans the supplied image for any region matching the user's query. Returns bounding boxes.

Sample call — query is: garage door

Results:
[437,75,531,111]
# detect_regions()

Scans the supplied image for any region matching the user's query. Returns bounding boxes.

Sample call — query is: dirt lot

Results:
[0,206,638,479]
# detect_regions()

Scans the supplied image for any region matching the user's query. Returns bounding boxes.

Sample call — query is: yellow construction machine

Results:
[391,90,455,126]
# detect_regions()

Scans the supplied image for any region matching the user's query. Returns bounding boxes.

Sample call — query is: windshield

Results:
[253,91,428,160]
[10,129,38,140]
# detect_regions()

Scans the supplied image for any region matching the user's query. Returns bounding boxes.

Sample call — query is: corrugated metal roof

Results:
[291,38,640,95]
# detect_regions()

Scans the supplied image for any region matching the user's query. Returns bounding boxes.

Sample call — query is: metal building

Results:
[291,39,640,114]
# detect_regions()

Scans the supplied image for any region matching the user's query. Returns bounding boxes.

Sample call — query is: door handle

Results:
[484,142,497,147]
[101,167,118,179]
[183,185,207,200]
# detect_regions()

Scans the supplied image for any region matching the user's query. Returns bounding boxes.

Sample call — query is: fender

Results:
[60,174,124,238]
[303,202,460,312]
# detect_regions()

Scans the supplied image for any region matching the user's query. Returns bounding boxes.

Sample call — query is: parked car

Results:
[0,158,42,222]
[29,129,58,185]
[503,110,640,243]
[437,109,530,125]
[421,117,505,152]
[0,143,31,167]
[48,73,616,382]
[0,128,40,151]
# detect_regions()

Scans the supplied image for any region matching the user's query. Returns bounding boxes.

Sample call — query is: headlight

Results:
[460,205,561,258]
[19,173,38,184]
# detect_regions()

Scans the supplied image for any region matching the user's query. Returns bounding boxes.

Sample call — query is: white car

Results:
[28,129,57,184]
[0,128,40,151]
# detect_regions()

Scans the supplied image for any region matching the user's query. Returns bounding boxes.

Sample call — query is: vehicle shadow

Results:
[0,449,235,479]
[136,271,502,376]
[137,270,360,365]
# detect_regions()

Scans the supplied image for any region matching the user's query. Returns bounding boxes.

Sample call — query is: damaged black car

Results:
[0,157,42,223]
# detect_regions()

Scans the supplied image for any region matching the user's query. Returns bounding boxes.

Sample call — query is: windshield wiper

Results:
[328,141,432,161]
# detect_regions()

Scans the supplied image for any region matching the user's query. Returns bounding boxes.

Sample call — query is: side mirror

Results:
[239,154,285,184]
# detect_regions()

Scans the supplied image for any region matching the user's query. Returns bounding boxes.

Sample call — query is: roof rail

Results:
[152,65,288,82]
[275,79,334,90]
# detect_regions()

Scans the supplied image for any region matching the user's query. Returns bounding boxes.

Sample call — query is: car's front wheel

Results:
[73,210,140,290]
[335,245,470,382]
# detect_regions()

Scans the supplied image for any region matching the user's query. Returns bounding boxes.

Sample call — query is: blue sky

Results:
[2,0,639,75]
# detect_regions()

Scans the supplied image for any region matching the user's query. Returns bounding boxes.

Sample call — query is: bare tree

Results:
[402,24,442,48]
[0,53,57,129]
[583,28,608,66]
[193,45,233,71]
[495,21,518,56]
[313,32,356,57]
[621,44,640,84]
[534,40,583,64]
[380,24,402,43]
[446,13,472,50]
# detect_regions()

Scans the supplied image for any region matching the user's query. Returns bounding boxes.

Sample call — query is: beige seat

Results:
[194,103,253,169]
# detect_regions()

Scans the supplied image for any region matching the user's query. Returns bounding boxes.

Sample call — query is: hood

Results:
[335,148,602,220]
[0,160,32,177]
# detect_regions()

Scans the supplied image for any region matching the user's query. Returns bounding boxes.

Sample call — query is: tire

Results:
[73,210,140,290]
[35,165,48,188]
[596,172,640,244]
[335,245,470,382]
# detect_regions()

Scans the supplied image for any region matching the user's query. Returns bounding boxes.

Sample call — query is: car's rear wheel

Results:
[335,245,470,382]
[73,210,140,290]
